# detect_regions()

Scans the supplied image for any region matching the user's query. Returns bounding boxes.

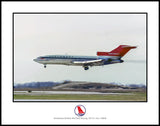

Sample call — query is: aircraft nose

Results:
[33,58,37,62]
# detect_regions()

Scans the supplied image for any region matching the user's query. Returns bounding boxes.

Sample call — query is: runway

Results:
[14,91,131,95]
[14,91,134,101]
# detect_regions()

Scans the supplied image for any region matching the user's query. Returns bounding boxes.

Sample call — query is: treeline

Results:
[14,81,58,88]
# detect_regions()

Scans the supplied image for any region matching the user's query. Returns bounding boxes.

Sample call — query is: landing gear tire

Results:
[44,65,46,68]
[84,66,89,70]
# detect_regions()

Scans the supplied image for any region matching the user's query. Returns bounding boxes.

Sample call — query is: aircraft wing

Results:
[72,59,104,66]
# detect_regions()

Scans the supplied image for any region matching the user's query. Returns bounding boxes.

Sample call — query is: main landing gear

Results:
[83,66,89,70]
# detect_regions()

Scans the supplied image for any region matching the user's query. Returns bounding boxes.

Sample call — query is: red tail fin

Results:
[97,45,137,57]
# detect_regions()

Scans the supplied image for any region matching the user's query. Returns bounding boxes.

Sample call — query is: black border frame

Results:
[12,12,148,102]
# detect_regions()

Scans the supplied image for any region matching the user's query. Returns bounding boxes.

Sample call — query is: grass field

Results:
[14,92,146,101]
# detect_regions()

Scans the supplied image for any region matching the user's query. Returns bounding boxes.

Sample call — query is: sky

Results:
[14,13,146,85]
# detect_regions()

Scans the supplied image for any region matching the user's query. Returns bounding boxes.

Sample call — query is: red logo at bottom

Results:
[74,105,86,116]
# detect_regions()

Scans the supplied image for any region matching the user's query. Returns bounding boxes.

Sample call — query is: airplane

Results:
[33,45,137,70]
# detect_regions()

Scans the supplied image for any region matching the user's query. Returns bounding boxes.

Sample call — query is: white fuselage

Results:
[33,55,122,66]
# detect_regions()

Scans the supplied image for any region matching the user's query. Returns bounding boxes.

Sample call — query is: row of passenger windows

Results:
[41,55,97,59]
[44,56,76,59]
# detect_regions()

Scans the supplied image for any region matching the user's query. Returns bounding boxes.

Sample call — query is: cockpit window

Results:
[38,57,45,59]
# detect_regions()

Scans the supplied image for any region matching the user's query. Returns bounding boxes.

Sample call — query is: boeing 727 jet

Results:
[33,45,137,70]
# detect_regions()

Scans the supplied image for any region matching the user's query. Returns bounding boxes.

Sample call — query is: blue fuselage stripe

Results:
[40,55,99,61]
